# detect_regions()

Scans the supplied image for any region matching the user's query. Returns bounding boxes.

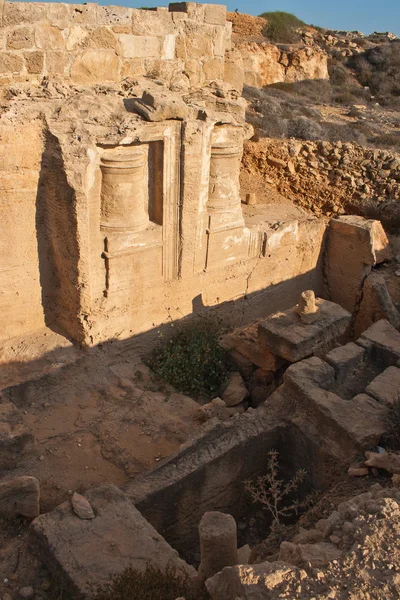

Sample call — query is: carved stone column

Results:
[100,150,149,233]
[208,143,244,229]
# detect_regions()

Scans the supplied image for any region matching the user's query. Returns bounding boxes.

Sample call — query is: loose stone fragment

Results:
[71,492,95,520]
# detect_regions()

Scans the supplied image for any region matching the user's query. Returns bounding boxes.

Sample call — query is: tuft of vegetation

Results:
[146,317,231,398]
[259,11,306,44]
[245,449,309,527]
[92,564,206,600]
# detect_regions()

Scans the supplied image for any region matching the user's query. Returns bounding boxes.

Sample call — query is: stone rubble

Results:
[243,138,400,227]
[206,484,400,599]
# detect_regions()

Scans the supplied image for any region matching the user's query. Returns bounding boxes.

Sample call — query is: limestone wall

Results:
[0,1,230,87]
[0,2,327,353]
[0,121,45,340]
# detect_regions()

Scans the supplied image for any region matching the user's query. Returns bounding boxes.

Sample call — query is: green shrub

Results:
[146,317,230,397]
[92,564,206,600]
[259,11,306,43]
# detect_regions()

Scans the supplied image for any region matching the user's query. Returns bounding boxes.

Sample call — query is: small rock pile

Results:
[207,483,400,599]
[243,137,400,226]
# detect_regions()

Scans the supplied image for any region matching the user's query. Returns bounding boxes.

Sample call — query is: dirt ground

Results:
[1,336,207,597]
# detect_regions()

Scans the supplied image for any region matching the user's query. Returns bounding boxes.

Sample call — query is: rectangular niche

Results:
[96,121,181,297]
[148,140,164,227]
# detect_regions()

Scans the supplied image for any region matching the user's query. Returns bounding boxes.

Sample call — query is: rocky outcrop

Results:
[235,42,329,88]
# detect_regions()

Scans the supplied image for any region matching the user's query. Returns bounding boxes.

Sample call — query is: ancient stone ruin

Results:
[1,2,400,599]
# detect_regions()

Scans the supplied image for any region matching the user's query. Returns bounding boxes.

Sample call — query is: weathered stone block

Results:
[66,25,88,51]
[46,52,70,75]
[184,28,212,59]
[184,57,202,85]
[0,402,35,469]
[366,366,400,405]
[24,51,44,75]
[169,2,205,21]
[29,485,195,597]
[330,216,392,265]
[69,4,97,25]
[326,216,392,313]
[0,53,24,74]
[220,372,249,407]
[132,8,175,35]
[134,89,188,121]
[96,5,132,26]
[284,358,388,453]
[358,319,400,365]
[34,24,65,50]
[118,34,161,59]
[204,4,226,25]
[211,25,226,57]
[6,27,34,50]
[121,58,145,78]
[258,298,351,362]
[203,58,224,80]
[0,476,40,518]
[70,50,121,84]
[161,33,176,60]
[2,2,45,26]
[325,342,366,385]
[224,52,244,93]
[86,27,118,50]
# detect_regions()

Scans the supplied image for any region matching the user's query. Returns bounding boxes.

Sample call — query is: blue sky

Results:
[25,0,400,36]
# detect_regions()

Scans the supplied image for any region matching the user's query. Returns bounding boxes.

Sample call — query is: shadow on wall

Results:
[0,264,326,391]
[35,129,84,343]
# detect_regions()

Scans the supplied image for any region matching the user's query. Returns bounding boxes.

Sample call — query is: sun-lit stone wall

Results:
[0,1,231,87]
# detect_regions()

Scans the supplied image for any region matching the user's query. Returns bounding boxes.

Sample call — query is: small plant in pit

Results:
[146,317,231,397]
[245,449,310,528]
[91,564,207,600]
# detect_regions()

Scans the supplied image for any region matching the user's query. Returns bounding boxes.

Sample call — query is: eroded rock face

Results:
[235,42,329,88]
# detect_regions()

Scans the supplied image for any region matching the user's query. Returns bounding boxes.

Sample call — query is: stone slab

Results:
[324,342,366,385]
[366,366,400,405]
[29,484,195,598]
[258,298,351,362]
[0,476,40,518]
